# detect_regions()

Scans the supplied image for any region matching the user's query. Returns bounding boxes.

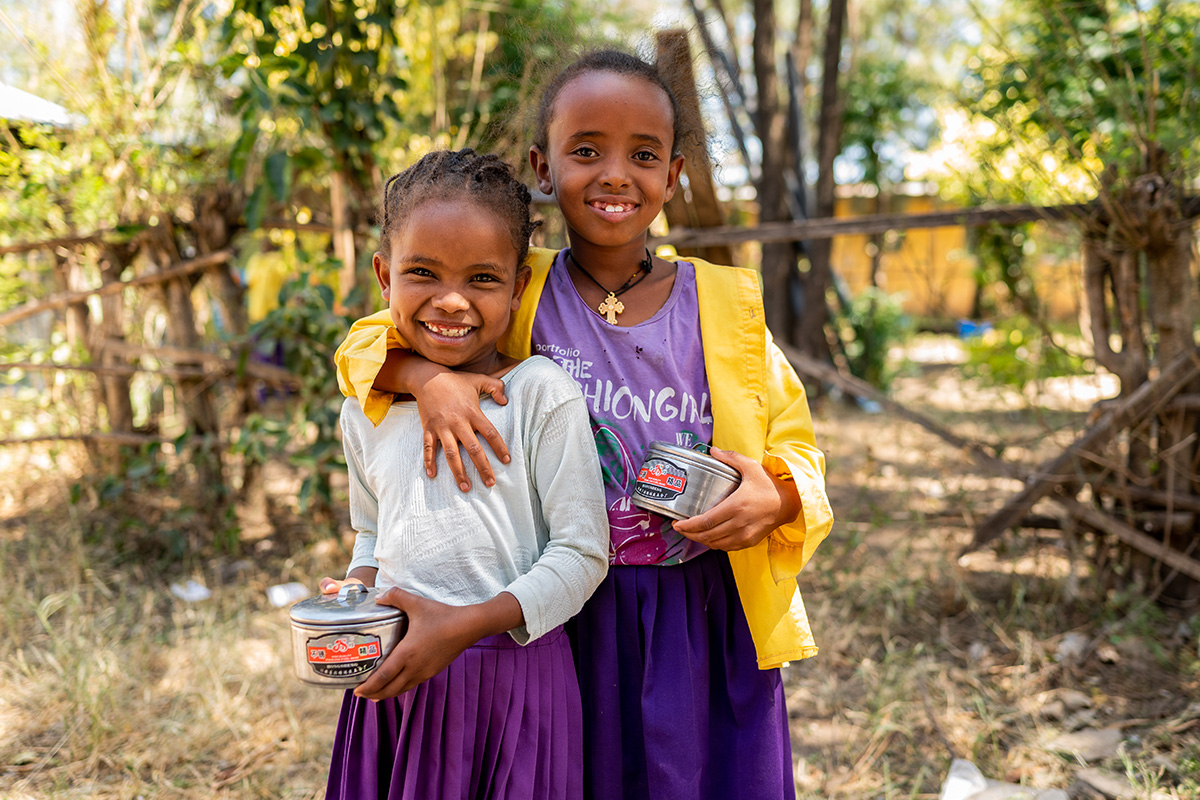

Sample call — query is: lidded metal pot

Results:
[631,441,742,521]
[289,584,407,688]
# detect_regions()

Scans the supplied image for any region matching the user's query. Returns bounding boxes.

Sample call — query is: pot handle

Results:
[337,582,368,602]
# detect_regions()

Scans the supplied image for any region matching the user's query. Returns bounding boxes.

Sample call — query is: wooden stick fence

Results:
[0,249,235,328]
[4,351,300,387]
[0,231,108,256]
[650,196,1200,249]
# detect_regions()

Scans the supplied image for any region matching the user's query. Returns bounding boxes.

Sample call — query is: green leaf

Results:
[298,475,314,511]
[265,151,293,202]
[228,126,257,181]
[245,182,269,230]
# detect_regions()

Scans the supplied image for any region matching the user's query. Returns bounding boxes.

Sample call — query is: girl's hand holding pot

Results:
[672,447,801,552]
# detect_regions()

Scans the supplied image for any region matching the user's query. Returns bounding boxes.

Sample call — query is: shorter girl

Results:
[320,149,609,800]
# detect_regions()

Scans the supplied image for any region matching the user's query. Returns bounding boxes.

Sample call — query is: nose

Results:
[432,290,470,314]
[599,155,631,190]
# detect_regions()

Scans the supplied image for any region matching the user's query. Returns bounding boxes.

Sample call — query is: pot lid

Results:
[289,584,403,625]
[644,441,741,481]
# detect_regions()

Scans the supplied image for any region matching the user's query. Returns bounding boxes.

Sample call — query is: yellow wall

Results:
[830,194,1084,323]
[832,194,974,318]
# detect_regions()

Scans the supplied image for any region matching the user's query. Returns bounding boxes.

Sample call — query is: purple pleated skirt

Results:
[568,549,796,800]
[325,625,582,800]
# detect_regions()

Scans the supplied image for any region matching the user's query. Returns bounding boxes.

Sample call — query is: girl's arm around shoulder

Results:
[334,311,405,423]
[761,334,835,583]
[501,358,609,643]
[334,313,513,488]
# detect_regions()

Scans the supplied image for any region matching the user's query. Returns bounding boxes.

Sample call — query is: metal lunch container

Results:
[288,584,407,688]
[631,441,742,520]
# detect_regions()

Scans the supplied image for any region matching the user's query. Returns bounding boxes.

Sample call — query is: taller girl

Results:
[337,50,834,800]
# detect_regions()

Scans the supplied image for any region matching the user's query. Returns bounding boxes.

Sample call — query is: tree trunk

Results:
[753,0,798,340]
[332,170,357,314]
[192,185,246,336]
[797,0,847,361]
[785,0,813,224]
[54,252,102,466]
[143,224,226,524]
[656,29,734,266]
[97,245,135,437]
[1138,171,1200,598]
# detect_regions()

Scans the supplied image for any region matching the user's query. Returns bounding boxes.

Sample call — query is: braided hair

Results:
[378,149,540,271]
[533,49,683,157]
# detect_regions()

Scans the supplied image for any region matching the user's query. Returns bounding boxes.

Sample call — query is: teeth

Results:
[604,204,627,213]
[424,322,471,338]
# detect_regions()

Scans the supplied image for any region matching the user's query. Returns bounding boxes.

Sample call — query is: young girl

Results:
[335,52,834,800]
[321,148,609,800]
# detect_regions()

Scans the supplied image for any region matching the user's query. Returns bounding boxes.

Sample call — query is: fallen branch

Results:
[775,341,1022,479]
[0,249,234,328]
[968,345,1200,552]
[1059,497,1200,584]
[1093,484,1200,514]
[778,335,1200,581]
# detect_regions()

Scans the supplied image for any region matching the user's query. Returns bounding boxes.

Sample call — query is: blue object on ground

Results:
[956,319,993,338]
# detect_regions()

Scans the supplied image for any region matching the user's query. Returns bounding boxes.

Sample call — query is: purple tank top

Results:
[531,250,714,565]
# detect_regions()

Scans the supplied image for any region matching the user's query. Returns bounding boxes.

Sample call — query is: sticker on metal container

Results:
[634,457,689,500]
[306,632,383,679]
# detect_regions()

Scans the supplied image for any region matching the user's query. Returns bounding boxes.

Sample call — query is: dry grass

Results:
[784,350,1200,799]
[3,343,1199,798]
[0,452,345,798]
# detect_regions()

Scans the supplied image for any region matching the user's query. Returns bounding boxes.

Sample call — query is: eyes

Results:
[570,144,661,163]
[402,265,503,284]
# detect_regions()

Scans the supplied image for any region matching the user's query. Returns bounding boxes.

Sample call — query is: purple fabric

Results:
[531,251,714,565]
[567,550,795,800]
[325,626,582,800]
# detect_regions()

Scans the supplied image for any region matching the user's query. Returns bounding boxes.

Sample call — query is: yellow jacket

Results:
[334,248,834,668]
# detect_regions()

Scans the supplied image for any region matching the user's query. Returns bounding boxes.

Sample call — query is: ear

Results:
[372,252,391,301]
[510,264,533,313]
[663,153,686,203]
[529,146,554,195]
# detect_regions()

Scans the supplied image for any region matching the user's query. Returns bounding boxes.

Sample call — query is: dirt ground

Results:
[2,337,1198,798]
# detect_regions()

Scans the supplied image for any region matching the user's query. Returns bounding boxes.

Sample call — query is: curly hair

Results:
[378,149,540,270]
[532,49,683,157]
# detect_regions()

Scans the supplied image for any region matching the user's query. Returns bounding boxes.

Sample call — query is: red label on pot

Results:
[306,632,382,679]
[635,458,688,500]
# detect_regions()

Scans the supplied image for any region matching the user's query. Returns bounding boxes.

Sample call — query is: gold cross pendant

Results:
[597,293,625,324]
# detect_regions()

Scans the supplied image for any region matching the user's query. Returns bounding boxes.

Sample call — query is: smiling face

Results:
[374,198,530,375]
[530,70,684,255]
